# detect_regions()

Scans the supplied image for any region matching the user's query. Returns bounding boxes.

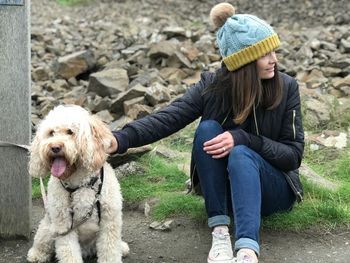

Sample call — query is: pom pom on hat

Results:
[210,3,235,29]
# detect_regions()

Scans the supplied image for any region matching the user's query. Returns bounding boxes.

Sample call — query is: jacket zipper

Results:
[253,105,259,135]
[292,110,296,140]
[284,172,303,202]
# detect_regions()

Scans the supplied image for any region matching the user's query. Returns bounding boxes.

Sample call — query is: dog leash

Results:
[0,140,48,208]
[0,140,30,150]
[40,177,48,210]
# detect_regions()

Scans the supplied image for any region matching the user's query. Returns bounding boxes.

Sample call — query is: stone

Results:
[88,68,129,97]
[53,50,96,79]
[123,96,145,115]
[145,83,171,106]
[148,41,177,59]
[110,83,148,114]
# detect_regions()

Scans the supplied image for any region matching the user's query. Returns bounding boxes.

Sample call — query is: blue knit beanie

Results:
[210,3,280,71]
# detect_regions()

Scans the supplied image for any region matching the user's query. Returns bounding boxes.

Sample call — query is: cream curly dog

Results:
[27,105,129,263]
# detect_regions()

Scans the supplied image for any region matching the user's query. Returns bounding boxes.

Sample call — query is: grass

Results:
[265,144,350,231]
[120,153,189,202]
[32,177,49,199]
[57,0,89,6]
[31,120,350,232]
[120,123,350,231]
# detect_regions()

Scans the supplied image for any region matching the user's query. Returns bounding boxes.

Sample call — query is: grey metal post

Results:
[0,0,31,238]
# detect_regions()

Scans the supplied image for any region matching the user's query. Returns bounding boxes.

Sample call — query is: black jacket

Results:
[114,70,305,202]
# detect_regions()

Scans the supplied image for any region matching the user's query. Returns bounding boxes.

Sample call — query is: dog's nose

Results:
[51,146,62,154]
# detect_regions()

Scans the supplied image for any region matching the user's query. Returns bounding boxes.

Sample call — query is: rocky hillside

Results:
[30,0,350,149]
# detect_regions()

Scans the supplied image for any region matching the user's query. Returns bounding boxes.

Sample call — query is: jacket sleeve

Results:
[250,79,304,171]
[113,72,212,153]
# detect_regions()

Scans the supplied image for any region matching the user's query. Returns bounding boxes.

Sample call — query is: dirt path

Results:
[1,200,350,263]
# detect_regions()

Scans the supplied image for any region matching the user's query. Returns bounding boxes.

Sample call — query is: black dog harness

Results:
[59,167,104,233]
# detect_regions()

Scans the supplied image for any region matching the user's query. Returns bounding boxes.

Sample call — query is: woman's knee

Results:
[194,120,222,140]
[228,145,259,170]
[229,145,252,158]
[196,120,221,133]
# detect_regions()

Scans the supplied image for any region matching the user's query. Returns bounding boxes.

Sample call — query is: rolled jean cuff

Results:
[208,215,231,228]
[235,238,260,257]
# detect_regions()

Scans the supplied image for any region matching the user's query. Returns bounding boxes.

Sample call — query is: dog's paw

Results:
[27,247,51,263]
[121,241,130,257]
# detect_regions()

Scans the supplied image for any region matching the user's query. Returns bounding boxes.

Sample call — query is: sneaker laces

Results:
[210,232,233,259]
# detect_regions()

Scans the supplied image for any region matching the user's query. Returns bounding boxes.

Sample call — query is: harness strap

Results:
[60,175,99,193]
[96,167,104,223]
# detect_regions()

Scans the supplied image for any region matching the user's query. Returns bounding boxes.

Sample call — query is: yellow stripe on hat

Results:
[223,34,280,71]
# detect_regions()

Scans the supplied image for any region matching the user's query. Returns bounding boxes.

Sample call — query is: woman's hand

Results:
[106,136,118,154]
[203,131,234,158]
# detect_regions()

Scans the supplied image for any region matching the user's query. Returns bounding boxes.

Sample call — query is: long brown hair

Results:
[205,61,283,124]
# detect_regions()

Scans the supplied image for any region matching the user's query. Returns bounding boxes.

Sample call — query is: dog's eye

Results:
[49,130,54,136]
[67,129,74,135]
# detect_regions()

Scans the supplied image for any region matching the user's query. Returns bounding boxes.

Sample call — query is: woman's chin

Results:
[260,71,275,79]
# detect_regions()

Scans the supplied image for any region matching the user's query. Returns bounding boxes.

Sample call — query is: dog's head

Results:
[29,105,115,179]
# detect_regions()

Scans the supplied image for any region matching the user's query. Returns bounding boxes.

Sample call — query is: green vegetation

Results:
[32,177,49,199]
[31,120,350,231]
[119,123,350,231]
[263,143,350,231]
[57,0,89,6]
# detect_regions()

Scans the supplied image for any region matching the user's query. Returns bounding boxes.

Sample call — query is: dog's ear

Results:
[79,115,114,171]
[29,132,48,178]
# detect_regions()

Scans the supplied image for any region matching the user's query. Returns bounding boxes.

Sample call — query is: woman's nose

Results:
[269,52,277,63]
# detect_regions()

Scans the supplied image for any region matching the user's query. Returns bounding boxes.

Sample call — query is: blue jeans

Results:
[193,120,295,256]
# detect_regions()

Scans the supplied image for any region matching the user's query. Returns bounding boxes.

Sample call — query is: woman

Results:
[110,3,304,263]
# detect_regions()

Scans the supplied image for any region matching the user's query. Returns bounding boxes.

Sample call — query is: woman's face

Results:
[257,51,277,79]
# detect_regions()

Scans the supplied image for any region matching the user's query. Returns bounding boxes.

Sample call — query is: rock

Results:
[299,69,328,85]
[113,161,145,178]
[300,163,339,191]
[162,26,187,38]
[159,67,188,85]
[148,41,178,59]
[125,104,153,120]
[340,38,350,53]
[303,98,331,129]
[108,145,152,167]
[94,110,114,124]
[123,96,146,116]
[149,220,174,231]
[32,66,50,81]
[319,132,348,149]
[333,75,350,89]
[110,84,148,114]
[28,0,350,166]
[86,95,112,113]
[109,115,134,131]
[53,50,96,79]
[88,68,129,97]
[145,82,171,106]
[167,50,193,69]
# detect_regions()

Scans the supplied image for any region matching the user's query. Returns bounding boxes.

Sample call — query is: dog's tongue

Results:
[51,157,67,177]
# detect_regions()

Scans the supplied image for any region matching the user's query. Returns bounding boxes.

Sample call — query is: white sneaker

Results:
[207,232,235,263]
[236,249,258,263]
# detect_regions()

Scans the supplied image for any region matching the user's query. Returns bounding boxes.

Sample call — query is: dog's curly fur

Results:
[27,105,129,263]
